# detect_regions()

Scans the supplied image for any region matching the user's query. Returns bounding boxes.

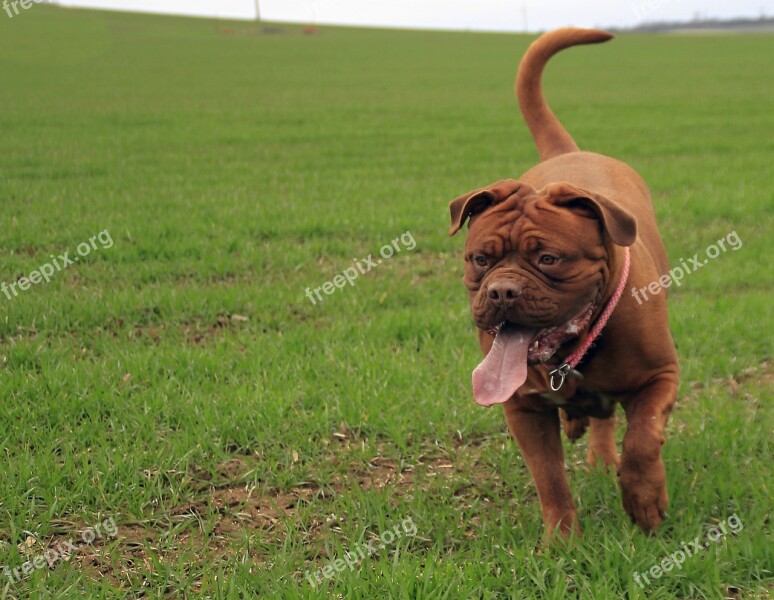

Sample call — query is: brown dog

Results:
[449,28,679,538]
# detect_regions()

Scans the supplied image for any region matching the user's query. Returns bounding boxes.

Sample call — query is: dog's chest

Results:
[519,367,618,418]
[543,388,617,419]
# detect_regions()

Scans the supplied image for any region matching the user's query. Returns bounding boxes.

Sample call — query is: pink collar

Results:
[549,247,631,391]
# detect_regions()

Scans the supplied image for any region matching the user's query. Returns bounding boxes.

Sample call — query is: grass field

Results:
[0,6,772,598]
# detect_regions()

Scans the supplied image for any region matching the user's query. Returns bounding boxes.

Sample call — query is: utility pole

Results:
[254,0,260,21]
[521,3,528,32]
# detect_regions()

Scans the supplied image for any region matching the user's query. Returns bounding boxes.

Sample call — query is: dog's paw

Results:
[543,509,582,543]
[585,447,620,472]
[618,458,668,532]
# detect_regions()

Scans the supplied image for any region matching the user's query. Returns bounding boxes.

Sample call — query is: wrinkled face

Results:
[463,193,610,333]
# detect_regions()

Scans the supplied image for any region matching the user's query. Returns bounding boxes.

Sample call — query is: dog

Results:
[449,28,679,538]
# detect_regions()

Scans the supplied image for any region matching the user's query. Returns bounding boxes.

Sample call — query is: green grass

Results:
[0,6,772,598]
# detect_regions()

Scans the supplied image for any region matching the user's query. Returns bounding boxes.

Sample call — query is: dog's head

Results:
[449,179,636,365]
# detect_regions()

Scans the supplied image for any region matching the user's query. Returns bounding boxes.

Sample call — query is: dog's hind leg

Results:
[587,415,619,470]
[560,410,589,441]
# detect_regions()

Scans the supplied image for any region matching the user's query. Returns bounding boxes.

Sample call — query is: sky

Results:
[54,0,770,31]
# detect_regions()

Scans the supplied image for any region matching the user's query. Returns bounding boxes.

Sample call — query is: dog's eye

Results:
[472,255,488,267]
[538,254,559,266]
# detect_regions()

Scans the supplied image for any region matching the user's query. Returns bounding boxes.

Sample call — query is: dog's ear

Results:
[449,179,531,236]
[545,182,637,246]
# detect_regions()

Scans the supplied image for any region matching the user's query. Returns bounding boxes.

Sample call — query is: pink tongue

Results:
[472,325,534,407]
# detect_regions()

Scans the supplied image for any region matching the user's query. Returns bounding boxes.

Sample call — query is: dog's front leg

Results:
[618,374,678,532]
[503,400,579,539]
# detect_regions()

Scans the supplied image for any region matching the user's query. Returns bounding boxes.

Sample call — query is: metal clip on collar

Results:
[549,363,570,391]
[549,363,583,391]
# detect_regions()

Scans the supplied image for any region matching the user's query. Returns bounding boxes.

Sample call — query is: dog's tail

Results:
[516,28,613,162]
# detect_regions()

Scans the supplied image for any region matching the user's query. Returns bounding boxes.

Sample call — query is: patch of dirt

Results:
[108,312,251,346]
[0,325,38,347]
[11,245,38,257]
[6,518,143,589]
[181,313,249,345]
[173,272,239,286]
[164,433,500,545]
[686,358,772,399]
[0,426,528,593]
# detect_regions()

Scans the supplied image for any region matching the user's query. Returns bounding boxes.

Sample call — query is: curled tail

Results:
[516,28,613,162]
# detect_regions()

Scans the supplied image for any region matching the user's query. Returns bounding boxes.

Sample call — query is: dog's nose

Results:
[487,281,523,306]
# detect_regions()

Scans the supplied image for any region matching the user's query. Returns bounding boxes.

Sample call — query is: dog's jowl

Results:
[449,28,679,539]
